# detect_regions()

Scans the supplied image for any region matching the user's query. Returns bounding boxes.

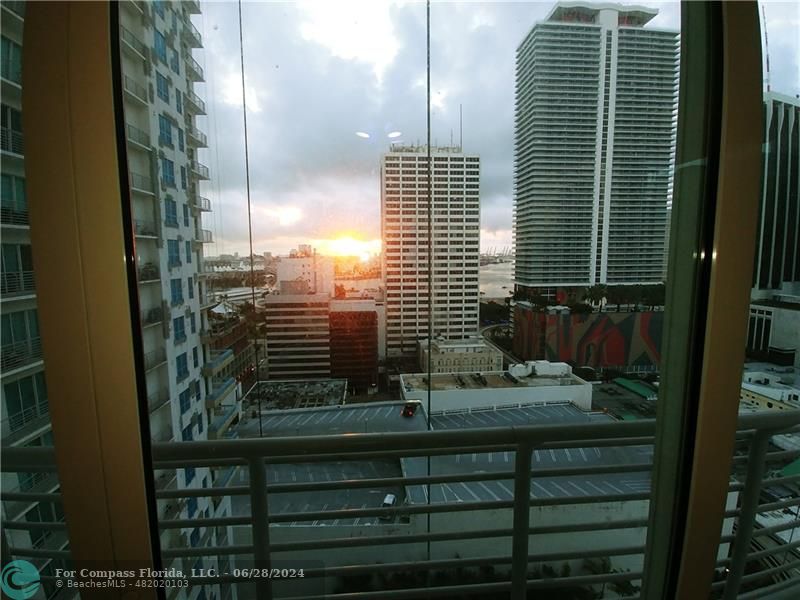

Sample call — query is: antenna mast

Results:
[762,4,771,92]
[459,103,463,151]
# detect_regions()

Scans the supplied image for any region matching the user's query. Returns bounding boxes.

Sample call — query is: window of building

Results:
[173,316,186,342]
[183,203,190,227]
[167,239,180,267]
[158,115,172,146]
[170,278,183,305]
[1,36,22,84]
[156,71,169,102]
[161,158,176,187]
[175,89,182,114]
[164,197,178,227]
[154,30,167,63]
[170,48,180,74]
[180,165,187,189]
[176,352,189,381]
[192,346,199,369]
[179,388,191,414]
[185,240,192,263]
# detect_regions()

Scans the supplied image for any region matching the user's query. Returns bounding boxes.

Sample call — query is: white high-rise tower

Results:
[381,146,481,358]
[513,2,679,296]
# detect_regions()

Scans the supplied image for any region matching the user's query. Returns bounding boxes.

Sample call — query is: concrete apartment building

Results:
[513,2,679,298]
[381,146,481,358]
[746,93,799,368]
[276,245,334,296]
[418,337,503,374]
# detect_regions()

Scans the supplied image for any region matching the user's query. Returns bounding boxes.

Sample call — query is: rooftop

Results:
[401,370,582,393]
[243,379,348,413]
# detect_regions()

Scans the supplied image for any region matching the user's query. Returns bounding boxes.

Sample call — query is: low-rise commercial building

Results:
[418,337,503,374]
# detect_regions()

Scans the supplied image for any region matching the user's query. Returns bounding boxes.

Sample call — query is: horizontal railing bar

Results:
[288,545,644,579]
[1,492,62,503]
[716,538,800,567]
[759,474,800,487]
[270,517,651,553]
[158,516,251,530]
[160,544,253,559]
[733,449,800,464]
[7,546,71,560]
[737,575,800,600]
[157,485,250,500]
[758,497,800,513]
[721,518,800,543]
[1,520,67,531]
[153,459,246,470]
[711,558,800,590]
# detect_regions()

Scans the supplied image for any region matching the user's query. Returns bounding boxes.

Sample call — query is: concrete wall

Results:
[402,383,592,413]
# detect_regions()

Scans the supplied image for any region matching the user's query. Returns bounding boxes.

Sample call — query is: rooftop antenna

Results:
[762,4,771,92]
[459,103,463,151]
[450,128,453,148]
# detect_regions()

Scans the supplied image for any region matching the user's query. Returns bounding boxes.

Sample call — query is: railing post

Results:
[511,443,533,599]
[721,431,770,600]
[248,457,272,600]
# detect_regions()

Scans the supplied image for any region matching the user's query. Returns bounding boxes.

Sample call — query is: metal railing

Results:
[190,160,210,180]
[186,126,208,148]
[2,403,50,436]
[130,172,154,194]
[182,18,202,47]
[194,228,213,244]
[123,74,149,104]
[126,123,151,148]
[1,337,43,371]
[148,388,171,413]
[184,89,206,115]
[185,55,204,81]
[1,126,24,155]
[1,270,35,296]
[134,218,158,237]
[137,263,160,282]
[120,25,148,58]
[2,412,799,599]
[0,205,29,225]
[202,349,234,377]
[1,1,25,17]
[206,377,236,406]
[143,348,167,372]
[141,307,163,327]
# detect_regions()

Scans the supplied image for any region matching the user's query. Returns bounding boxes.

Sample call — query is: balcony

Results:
[202,349,234,377]
[4,411,798,599]
[134,218,158,238]
[190,160,210,180]
[205,377,236,407]
[143,348,167,372]
[184,0,201,14]
[1,126,24,156]
[130,172,154,195]
[122,0,145,15]
[186,125,208,148]
[126,123,151,150]
[148,388,170,413]
[204,320,249,350]
[123,74,149,105]
[1,403,50,446]
[181,18,202,48]
[141,306,163,328]
[194,228,213,245]
[120,25,148,59]
[208,402,239,439]
[1,205,29,226]
[1,270,35,297]
[1,338,43,372]
[184,89,206,115]
[185,54,204,82]
[137,262,160,283]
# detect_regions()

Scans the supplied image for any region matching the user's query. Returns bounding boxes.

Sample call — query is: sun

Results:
[316,236,381,261]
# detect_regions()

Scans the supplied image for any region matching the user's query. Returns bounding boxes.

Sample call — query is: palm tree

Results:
[606,285,625,311]
[583,284,608,310]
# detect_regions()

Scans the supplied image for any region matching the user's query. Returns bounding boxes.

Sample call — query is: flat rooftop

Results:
[402,371,582,392]
[232,402,651,524]
[243,379,347,411]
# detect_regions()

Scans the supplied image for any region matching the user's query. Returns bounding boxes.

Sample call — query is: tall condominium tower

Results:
[513,2,679,296]
[381,146,481,358]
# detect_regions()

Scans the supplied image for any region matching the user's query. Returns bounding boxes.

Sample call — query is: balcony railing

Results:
[1,270,35,296]
[3,412,799,599]
[190,160,210,180]
[2,403,50,437]
[185,55,204,81]
[141,306,163,327]
[1,205,29,226]
[123,74,149,104]
[148,388,171,413]
[184,89,206,115]
[202,349,234,377]
[186,126,208,148]
[1,338,43,371]
[1,126,24,155]
[143,348,167,372]
[120,25,148,58]
[137,263,160,282]
[184,0,201,14]
[134,218,158,238]
[2,1,25,17]
[126,123,151,149]
[206,377,236,406]
[181,18,202,47]
[130,172,154,194]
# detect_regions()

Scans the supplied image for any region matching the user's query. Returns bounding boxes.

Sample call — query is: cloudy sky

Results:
[193,0,799,257]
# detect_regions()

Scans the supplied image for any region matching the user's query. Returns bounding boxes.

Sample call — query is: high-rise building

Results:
[330,299,379,393]
[513,2,679,297]
[119,1,236,592]
[381,146,481,358]
[264,294,332,379]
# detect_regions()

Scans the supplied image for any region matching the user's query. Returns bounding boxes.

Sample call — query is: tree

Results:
[583,284,608,308]
[606,286,626,311]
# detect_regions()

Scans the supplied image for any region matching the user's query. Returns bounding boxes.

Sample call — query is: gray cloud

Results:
[193,1,797,256]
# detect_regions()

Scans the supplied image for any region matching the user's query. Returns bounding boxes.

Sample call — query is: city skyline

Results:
[193,1,797,257]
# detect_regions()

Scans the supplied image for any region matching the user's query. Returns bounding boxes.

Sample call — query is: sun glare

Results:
[316,236,381,261]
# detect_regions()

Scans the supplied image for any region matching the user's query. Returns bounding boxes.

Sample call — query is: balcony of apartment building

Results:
[0,1,24,37]
[0,336,43,375]
[188,188,212,212]
[147,386,170,414]
[134,217,159,240]
[186,125,208,148]
[203,318,249,349]
[205,376,237,409]
[126,122,151,153]
[180,15,202,48]
[1,402,50,447]
[143,347,167,373]
[189,159,210,180]
[119,23,148,61]
[183,89,207,115]
[184,54,204,82]
[0,124,24,159]
[122,73,149,106]
[207,401,240,440]
[137,261,160,284]
[130,171,155,196]
[202,348,234,377]
[0,269,36,299]
[193,228,213,250]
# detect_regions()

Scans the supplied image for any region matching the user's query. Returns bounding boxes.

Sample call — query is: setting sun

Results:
[315,236,381,261]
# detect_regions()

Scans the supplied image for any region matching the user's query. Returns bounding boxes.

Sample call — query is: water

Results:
[480,262,514,299]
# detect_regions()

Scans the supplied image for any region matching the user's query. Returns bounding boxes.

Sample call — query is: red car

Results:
[401,402,420,417]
